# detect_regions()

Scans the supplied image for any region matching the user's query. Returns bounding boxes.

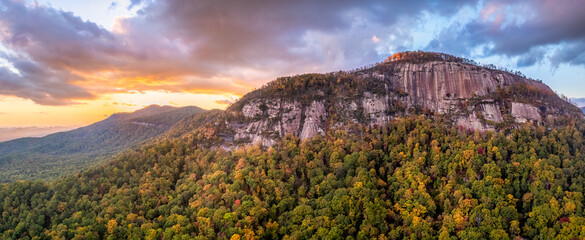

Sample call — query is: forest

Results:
[1,115,585,239]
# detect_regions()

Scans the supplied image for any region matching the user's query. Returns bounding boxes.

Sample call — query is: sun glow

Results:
[0,91,238,127]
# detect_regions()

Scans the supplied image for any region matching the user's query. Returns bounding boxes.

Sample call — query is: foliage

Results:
[1,116,585,239]
[228,71,387,112]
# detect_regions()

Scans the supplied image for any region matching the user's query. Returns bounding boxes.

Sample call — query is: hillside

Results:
[0,105,205,182]
[1,116,584,239]
[1,52,584,239]
[204,51,582,147]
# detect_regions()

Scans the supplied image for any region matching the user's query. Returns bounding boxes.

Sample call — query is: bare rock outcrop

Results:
[457,114,495,132]
[391,61,550,114]
[511,102,542,123]
[242,101,263,118]
[481,103,503,123]
[299,101,326,139]
[362,92,390,126]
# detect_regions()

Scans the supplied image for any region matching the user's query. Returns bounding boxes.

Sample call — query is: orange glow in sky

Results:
[0,92,238,127]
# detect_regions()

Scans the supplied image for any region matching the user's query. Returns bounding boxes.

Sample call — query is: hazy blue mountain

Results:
[0,126,79,143]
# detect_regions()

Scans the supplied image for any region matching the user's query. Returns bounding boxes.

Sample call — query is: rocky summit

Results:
[207,51,581,147]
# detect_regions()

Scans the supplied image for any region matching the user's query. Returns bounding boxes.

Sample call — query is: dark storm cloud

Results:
[0,0,481,105]
[426,0,585,68]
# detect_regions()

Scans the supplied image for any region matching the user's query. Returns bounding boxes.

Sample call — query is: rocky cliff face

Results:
[211,52,581,146]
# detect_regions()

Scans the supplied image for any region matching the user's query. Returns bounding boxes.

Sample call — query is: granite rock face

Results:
[511,102,542,123]
[220,59,577,146]
[391,62,545,112]
[299,101,326,140]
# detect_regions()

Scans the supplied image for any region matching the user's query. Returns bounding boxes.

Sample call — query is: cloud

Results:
[426,0,585,68]
[108,2,117,11]
[109,102,137,106]
[215,99,234,105]
[549,42,585,68]
[0,0,481,105]
[0,52,94,105]
[516,47,546,67]
[127,0,143,10]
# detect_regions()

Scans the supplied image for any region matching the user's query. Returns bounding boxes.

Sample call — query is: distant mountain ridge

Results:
[571,97,585,108]
[0,126,80,143]
[0,105,205,181]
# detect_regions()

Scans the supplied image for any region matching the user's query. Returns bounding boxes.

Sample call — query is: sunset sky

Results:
[0,0,584,127]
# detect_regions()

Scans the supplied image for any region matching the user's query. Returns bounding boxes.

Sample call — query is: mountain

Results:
[582,107,585,113]
[0,126,79,143]
[0,105,205,182]
[1,51,585,239]
[205,51,581,147]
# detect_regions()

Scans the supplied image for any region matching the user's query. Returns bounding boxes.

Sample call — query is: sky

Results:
[0,0,584,127]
